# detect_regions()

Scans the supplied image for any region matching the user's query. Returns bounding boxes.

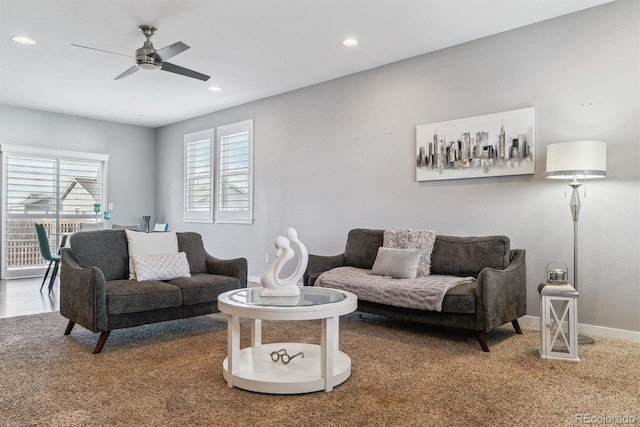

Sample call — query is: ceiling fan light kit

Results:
[73,24,210,82]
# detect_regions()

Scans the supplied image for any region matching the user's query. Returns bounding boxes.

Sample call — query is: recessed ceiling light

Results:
[208,86,222,92]
[342,38,359,47]
[132,112,144,116]
[12,35,36,45]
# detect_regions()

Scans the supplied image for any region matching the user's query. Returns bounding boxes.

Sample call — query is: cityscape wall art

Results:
[416,107,535,181]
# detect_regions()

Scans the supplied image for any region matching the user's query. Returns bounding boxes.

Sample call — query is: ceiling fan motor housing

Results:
[136,25,161,71]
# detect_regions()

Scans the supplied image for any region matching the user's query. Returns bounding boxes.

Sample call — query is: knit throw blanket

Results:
[315,266,475,312]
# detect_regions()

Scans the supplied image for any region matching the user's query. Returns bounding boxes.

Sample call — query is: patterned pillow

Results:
[383,227,437,277]
[132,252,191,282]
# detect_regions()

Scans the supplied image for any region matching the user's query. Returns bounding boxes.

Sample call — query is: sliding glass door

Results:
[0,145,108,279]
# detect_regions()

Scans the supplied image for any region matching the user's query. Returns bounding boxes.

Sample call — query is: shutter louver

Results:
[216,120,253,223]
[218,132,250,213]
[184,130,213,222]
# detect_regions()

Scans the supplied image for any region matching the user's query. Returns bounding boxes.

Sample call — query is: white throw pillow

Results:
[383,227,437,277]
[371,247,424,279]
[125,229,179,279]
[132,252,191,281]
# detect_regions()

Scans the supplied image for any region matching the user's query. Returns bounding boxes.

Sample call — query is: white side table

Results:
[218,286,357,394]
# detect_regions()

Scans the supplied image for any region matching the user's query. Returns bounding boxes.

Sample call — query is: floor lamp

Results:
[546,140,607,344]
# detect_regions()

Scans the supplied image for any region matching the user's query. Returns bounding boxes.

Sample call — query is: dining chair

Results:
[153,222,169,232]
[35,223,60,293]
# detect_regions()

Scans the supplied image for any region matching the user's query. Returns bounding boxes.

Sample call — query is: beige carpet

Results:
[1,311,638,427]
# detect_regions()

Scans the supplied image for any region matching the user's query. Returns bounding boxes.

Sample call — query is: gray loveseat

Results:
[304,228,526,351]
[60,229,247,353]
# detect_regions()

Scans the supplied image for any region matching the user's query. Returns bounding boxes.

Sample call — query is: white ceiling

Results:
[0,0,613,128]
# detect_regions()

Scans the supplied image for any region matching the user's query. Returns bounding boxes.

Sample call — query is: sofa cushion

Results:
[371,247,423,279]
[106,280,182,315]
[344,229,384,269]
[177,232,208,274]
[168,273,240,305]
[70,230,130,281]
[316,266,475,312]
[132,252,192,281]
[383,228,436,277]
[430,235,511,278]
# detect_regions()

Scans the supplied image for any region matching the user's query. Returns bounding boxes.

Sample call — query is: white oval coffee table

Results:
[218,286,357,394]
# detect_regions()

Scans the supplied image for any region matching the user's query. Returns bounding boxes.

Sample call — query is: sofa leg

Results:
[64,321,75,335]
[93,331,111,354]
[475,331,490,352]
[511,319,523,334]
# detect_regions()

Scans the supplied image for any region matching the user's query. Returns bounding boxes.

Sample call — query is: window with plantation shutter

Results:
[184,129,214,222]
[216,120,253,224]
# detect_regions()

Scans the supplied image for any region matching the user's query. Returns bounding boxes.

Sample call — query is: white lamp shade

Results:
[546,140,607,179]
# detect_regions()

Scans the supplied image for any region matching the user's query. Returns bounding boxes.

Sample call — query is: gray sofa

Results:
[304,228,526,351]
[60,229,247,353]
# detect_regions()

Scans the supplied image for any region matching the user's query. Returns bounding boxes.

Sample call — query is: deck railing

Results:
[5,218,86,269]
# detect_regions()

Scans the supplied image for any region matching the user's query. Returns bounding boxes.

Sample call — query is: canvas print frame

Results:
[416,107,535,181]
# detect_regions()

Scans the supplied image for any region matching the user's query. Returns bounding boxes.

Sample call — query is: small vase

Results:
[93,203,101,223]
[143,216,151,233]
[103,210,111,228]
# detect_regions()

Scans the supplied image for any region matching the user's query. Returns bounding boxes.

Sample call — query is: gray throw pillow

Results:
[371,247,424,279]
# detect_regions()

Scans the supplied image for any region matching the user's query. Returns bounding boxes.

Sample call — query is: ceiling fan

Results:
[72,25,210,81]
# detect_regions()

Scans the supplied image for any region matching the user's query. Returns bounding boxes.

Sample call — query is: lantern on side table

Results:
[539,263,580,362]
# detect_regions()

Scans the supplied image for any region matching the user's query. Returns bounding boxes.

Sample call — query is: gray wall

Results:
[156,0,639,332]
[0,105,156,228]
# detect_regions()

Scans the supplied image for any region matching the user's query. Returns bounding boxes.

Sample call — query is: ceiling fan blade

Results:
[71,44,133,58]
[161,62,210,81]
[114,65,140,80]
[153,41,190,62]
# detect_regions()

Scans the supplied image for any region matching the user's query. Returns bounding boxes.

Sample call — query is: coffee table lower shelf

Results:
[222,342,351,394]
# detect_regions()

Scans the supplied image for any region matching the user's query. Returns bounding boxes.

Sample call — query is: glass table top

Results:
[227,287,347,307]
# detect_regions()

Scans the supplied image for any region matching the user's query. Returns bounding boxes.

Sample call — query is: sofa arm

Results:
[60,248,108,332]
[205,254,248,288]
[476,249,527,331]
[304,253,346,286]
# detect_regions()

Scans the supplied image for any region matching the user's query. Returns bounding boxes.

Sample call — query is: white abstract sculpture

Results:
[260,228,308,297]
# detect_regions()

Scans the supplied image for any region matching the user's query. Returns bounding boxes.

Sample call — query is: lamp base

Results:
[578,334,595,345]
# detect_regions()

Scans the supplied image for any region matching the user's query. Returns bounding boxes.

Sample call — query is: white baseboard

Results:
[520,315,640,343]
